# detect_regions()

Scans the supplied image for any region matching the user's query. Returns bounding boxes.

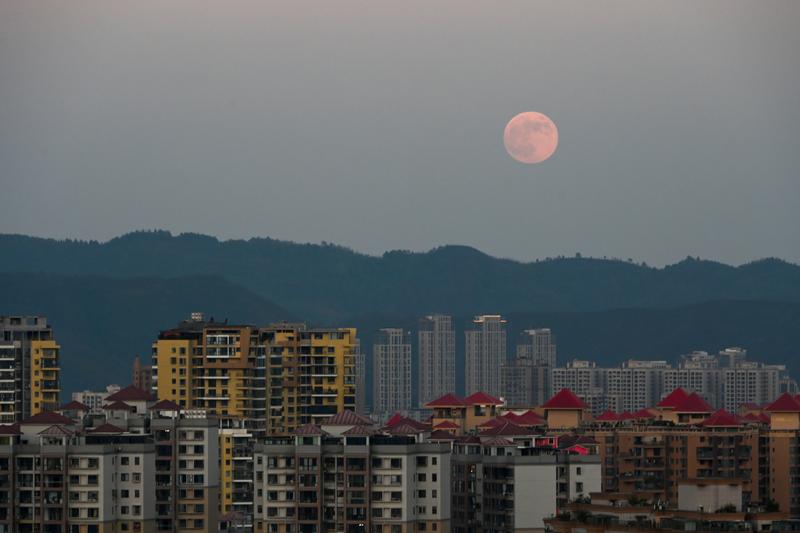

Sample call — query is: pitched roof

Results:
[481,437,515,447]
[425,393,465,408]
[150,399,181,411]
[478,417,506,428]
[388,422,426,435]
[433,420,460,430]
[0,423,21,435]
[384,416,428,431]
[739,402,761,410]
[657,387,690,408]
[59,400,90,411]
[89,423,125,434]
[325,410,373,426]
[456,435,482,444]
[294,423,327,436]
[479,420,531,437]
[673,392,713,413]
[342,425,376,436]
[105,385,155,402]
[464,392,503,406]
[21,411,73,425]
[385,412,405,427]
[701,409,742,427]
[618,411,637,420]
[595,410,620,422]
[428,429,459,441]
[103,401,135,411]
[511,410,546,426]
[765,392,800,413]
[632,408,656,419]
[542,388,587,409]
[39,424,74,437]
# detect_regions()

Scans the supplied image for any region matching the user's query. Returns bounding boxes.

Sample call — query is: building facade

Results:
[254,433,452,533]
[0,315,61,423]
[465,316,507,398]
[372,329,412,416]
[501,328,557,407]
[417,315,456,409]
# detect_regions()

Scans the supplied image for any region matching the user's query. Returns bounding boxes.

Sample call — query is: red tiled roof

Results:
[425,393,465,408]
[464,392,503,406]
[59,400,90,411]
[739,402,761,410]
[294,423,327,436]
[657,387,690,408]
[342,425,375,436]
[542,389,587,409]
[674,392,713,413]
[618,411,636,420]
[0,423,20,435]
[105,385,155,402]
[21,411,73,425]
[595,410,620,422]
[433,420,460,430]
[149,399,181,411]
[384,416,427,431]
[456,435,482,444]
[766,392,800,413]
[103,401,135,412]
[481,437,515,447]
[428,430,459,441]
[39,425,74,437]
[701,409,742,427]
[385,413,405,427]
[325,410,373,426]
[89,423,125,434]
[388,422,426,435]
[479,420,531,437]
[633,408,656,419]
[511,410,546,426]
[478,417,506,428]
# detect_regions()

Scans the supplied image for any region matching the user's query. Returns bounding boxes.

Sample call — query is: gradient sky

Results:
[1,1,798,265]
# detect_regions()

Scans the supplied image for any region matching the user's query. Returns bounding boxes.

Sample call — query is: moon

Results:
[503,111,559,164]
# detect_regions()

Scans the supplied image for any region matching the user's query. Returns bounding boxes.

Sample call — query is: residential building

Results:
[501,328,557,407]
[253,425,452,533]
[372,328,412,416]
[552,349,785,414]
[418,315,456,408]
[71,384,122,414]
[0,315,61,422]
[451,438,601,533]
[465,315,507,397]
[151,315,359,435]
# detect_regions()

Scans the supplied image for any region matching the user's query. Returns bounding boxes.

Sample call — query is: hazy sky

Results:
[1,1,798,265]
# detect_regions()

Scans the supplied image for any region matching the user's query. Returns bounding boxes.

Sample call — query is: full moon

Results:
[503,111,559,164]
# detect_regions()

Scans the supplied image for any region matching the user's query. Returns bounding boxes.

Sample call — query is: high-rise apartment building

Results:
[465,315,507,397]
[0,315,61,422]
[502,328,557,406]
[372,328,412,416]
[253,430,452,533]
[0,392,220,533]
[417,315,456,407]
[552,350,784,415]
[152,315,358,435]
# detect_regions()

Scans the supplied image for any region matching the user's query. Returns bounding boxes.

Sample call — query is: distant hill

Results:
[2,231,799,322]
[2,271,798,400]
[0,272,293,394]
